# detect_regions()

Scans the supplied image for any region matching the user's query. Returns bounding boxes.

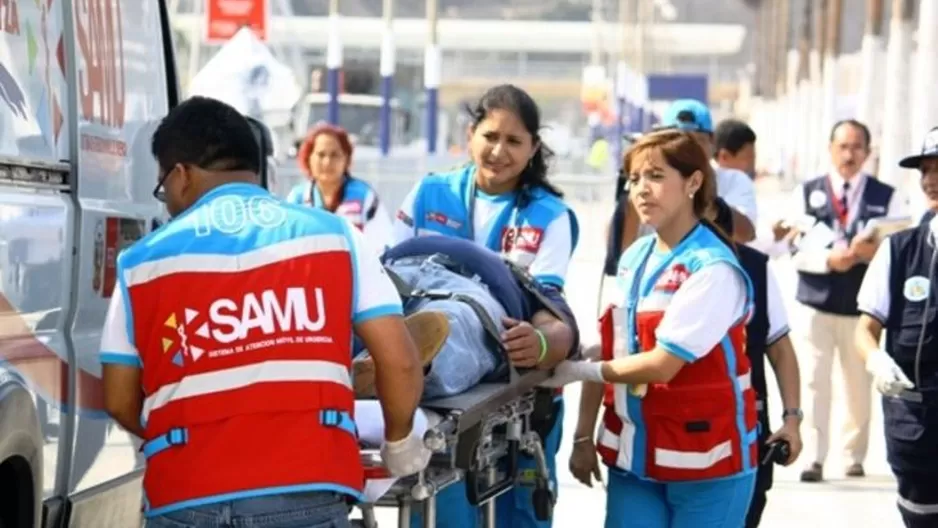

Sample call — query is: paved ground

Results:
[364,177,904,527]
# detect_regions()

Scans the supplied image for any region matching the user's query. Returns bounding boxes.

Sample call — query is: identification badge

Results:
[808,189,827,209]
[904,276,930,302]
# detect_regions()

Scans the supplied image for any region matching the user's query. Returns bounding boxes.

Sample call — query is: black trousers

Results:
[883,394,938,528]
[745,409,773,528]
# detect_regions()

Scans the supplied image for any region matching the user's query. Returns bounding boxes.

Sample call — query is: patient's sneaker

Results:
[353,311,450,398]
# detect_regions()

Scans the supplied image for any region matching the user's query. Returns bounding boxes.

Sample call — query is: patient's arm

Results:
[530,309,575,369]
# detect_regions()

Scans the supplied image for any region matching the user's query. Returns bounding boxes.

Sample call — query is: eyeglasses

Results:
[152,156,255,202]
[152,166,172,202]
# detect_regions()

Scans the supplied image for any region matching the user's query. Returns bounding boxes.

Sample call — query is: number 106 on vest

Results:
[192,196,286,236]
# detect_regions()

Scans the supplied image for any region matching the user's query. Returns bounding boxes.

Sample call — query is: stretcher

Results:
[356,367,555,528]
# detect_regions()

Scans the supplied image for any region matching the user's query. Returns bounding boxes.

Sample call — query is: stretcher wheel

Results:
[532,486,554,521]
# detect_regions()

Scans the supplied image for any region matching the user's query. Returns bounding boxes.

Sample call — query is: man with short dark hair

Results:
[100,96,430,527]
[714,119,758,178]
[659,99,759,243]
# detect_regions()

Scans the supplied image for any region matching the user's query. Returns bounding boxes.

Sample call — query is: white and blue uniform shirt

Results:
[392,164,579,288]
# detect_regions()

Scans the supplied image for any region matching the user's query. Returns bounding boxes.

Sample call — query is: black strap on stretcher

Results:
[385,254,566,443]
[385,261,518,384]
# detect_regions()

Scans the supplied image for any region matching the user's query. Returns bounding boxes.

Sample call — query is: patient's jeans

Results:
[386,259,504,399]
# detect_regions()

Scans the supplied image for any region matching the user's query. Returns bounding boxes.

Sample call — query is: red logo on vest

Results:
[502,226,543,252]
[653,264,690,292]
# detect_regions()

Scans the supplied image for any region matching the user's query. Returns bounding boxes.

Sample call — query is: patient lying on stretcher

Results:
[351,236,580,400]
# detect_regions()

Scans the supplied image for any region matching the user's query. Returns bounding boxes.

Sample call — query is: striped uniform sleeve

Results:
[654,262,748,362]
[765,266,791,346]
[348,221,404,324]
[99,278,142,367]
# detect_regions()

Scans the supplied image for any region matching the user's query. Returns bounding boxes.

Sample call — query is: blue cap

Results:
[659,99,713,134]
[899,126,938,169]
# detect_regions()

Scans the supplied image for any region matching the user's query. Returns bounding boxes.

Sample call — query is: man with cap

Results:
[854,126,938,527]
[658,99,759,243]
[786,119,904,483]
[903,127,938,225]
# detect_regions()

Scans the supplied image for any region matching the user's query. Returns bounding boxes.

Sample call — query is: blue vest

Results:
[796,175,894,316]
[286,176,378,229]
[408,164,579,288]
[884,222,938,389]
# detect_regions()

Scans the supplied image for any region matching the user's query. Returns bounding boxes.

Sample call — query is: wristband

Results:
[535,329,548,363]
[573,436,593,445]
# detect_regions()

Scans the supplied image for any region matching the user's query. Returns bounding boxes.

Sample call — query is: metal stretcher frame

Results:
[357,369,554,528]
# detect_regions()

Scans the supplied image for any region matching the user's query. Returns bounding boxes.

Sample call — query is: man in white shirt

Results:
[786,119,904,482]
[658,99,759,243]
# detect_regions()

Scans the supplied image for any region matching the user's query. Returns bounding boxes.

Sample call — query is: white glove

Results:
[380,428,432,477]
[539,360,605,388]
[866,349,914,397]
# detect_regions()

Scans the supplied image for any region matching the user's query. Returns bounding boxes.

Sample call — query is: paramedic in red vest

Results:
[99,97,428,527]
[788,119,903,483]
[542,129,759,527]
[287,123,394,252]
[393,84,578,528]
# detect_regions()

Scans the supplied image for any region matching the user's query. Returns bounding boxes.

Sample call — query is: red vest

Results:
[595,232,758,483]
[124,188,364,515]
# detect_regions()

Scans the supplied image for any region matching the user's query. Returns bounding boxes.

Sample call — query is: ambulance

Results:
[0,0,179,526]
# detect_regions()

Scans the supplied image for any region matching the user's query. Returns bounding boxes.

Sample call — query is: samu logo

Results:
[208,287,326,344]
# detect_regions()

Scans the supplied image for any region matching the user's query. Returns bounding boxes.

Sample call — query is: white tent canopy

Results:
[188,28,301,128]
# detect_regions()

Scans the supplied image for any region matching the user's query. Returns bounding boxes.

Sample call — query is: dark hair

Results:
[829,119,872,149]
[151,96,260,174]
[714,119,757,157]
[297,123,354,177]
[623,130,735,252]
[465,84,563,198]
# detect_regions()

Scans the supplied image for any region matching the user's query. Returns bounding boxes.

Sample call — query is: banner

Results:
[205,0,268,44]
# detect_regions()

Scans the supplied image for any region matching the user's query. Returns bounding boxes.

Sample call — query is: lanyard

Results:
[825,177,849,228]
[310,177,349,212]
[466,179,522,252]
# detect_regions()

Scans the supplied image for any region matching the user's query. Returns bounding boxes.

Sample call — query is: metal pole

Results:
[857,0,885,142]
[775,0,790,95]
[794,0,813,180]
[614,0,630,163]
[755,1,770,96]
[820,0,843,132]
[591,0,604,66]
[634,0,650,133]
[796,0,812,83]
[813,0,829,76]
[766,0,779,98]
[379,0,395,156]
[424,0,441,155]
[326,0,342,125]
[913,0,938,149]
[878,0,916,188]
[805,0,828,173]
